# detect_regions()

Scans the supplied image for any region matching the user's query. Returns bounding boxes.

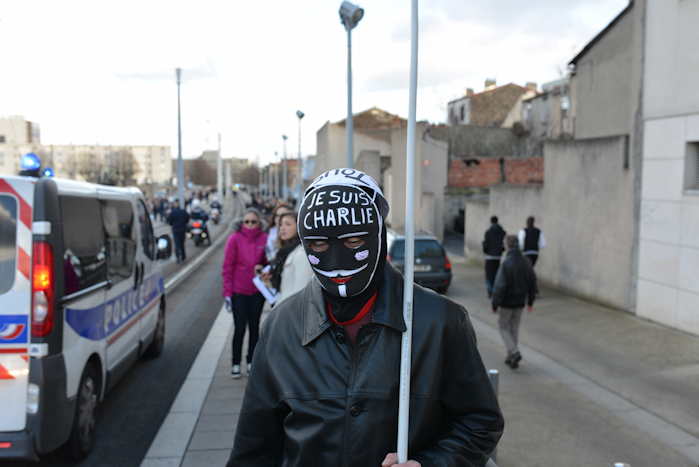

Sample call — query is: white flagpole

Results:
[397,0,418,462]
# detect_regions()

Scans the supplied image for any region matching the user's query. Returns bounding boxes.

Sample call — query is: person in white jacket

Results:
[268,211,313,305]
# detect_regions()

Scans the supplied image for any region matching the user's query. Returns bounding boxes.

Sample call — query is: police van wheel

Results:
[144,304,166,359]
[66,365,99,460]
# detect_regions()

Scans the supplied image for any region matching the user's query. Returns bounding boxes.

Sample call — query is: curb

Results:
[140,307,231,467]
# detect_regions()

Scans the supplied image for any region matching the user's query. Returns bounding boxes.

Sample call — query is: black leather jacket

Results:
[228,264,504,467]
[491,248,538,309]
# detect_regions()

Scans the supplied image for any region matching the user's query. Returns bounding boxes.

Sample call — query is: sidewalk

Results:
[143,254,699,466]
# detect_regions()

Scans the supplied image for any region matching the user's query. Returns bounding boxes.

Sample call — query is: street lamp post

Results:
[339,1,364,169]
[296,110,305,200]
[273,151,279,198]
[217,132,223,200]
[175,68,185,207]
[282,135,288,201]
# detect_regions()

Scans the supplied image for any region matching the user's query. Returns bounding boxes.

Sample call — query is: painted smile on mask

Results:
[312,264,369,284]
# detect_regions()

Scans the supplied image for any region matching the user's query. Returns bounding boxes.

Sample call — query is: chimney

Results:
[484,78,496,90]
[526,82,538,92]
[466,88,474,97]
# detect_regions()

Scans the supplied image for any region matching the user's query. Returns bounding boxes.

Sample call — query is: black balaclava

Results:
[298,169,389,322]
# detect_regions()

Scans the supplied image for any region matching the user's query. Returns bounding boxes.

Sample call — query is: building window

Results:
[460,105,465,122]
[686,142,699,192]
[0,135,5,143]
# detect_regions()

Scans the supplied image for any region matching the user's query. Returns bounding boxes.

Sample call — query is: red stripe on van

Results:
[0,348,27,354]
[0,364,15,380]
[0,179,32,229]
[17,247,30,280]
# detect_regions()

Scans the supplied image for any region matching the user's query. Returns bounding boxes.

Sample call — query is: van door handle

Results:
[133,263,140,290]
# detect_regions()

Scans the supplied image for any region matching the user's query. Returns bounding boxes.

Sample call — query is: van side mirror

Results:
[156,235,172,260]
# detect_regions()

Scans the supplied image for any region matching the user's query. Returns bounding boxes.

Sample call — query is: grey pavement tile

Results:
[188,430,236,451]
[140,458,181,467]
[181,449,232,467]
[195,414,238,432]
[205,385,247,401]
[201,397,243,415]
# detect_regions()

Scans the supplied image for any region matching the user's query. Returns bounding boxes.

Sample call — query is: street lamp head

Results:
[296,110,305,119]
[339,1,364,30]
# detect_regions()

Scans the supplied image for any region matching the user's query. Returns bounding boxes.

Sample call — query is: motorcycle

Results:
[211,207,221,225]
[188,219,211,247]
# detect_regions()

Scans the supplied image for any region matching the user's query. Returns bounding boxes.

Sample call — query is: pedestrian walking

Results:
[266,211,312,305]
[166,200,190,264]
[264,203,292,261]
[518,216,546,267]
[226,169,503,467]
[492,235,538,369]
[222,208,268,379]
[483,215,506,298]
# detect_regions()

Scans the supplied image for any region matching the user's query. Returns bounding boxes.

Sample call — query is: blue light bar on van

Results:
[20,153,42,171]
[42,167,55,178]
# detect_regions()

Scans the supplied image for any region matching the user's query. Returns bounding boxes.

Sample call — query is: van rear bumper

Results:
[0,430,39,461]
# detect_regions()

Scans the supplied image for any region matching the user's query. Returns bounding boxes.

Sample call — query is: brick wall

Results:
[447,157,543,188]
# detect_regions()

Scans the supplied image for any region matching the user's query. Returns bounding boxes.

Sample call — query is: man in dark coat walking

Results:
[482,215,506,298]
[167,200,190,264]
[492,235,538,369]
[227,169,503,467]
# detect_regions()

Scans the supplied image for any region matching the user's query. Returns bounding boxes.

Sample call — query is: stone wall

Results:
[464,136,635,310]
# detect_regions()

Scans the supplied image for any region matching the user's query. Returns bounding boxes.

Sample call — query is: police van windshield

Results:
[0,194,17,295]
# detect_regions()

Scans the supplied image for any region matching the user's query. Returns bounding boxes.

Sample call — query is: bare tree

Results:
[62,153,80,180]
[238,163,261,186]
[78,152,104,183]
[102,150,140,186]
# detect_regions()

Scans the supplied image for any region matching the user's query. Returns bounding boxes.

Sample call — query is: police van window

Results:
[0,195,17,295]
[137,200,155,260]
[102,199,136,284]
[60,196,108,295]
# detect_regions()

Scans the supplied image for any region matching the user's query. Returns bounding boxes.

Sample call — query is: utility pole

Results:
[296,110,305,200]
[176,68,185,207]
[217,132,223,200]
[273,151,279,198]
[282,135,288,201]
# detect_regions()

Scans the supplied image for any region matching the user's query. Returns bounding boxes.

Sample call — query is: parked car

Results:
[0,174,172,461]
[386,230,452,294]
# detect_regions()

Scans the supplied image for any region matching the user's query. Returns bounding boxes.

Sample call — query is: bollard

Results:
[487,369,499,464]
[488,369,499,394]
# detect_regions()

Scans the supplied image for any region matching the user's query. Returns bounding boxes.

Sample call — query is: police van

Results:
[0,173,172,461]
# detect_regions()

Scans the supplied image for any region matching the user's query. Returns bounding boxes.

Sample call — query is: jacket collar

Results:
[302,263,407,346]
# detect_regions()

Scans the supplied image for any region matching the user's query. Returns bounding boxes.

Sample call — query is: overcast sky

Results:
[0,0,628,165]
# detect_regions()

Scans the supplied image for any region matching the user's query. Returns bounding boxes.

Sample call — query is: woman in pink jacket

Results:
[222,208,268,378]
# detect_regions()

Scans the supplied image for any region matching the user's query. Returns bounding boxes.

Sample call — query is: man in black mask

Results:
[227,169,503,467]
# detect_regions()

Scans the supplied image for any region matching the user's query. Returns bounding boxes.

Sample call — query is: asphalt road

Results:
[8,201,241,467]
